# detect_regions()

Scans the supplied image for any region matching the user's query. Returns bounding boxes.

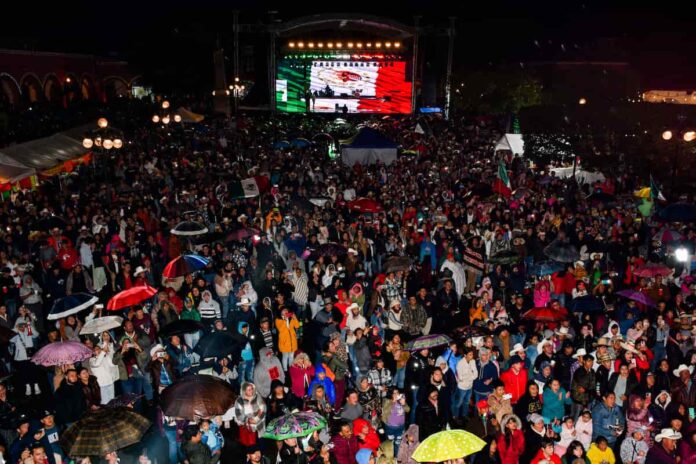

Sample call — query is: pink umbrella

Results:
[32,341,93,367]
[633,263,674,279]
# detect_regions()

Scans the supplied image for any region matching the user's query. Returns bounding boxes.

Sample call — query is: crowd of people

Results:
[0,106,694,464]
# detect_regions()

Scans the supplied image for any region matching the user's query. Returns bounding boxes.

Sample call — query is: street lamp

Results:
[661,127,695,193]
[151,100,182,129]
[81,117,125,177]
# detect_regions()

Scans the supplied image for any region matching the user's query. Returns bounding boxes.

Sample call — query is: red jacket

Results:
[353,418,380,451]
[500,368,528,405]
[497,430,525,464]
[331,434,359,464]
[530,449,561,464]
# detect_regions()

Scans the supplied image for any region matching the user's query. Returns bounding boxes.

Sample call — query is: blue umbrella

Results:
[530,260,565,276]
[163,254,210,278]
[48,293,99,321]
[290,138,311,148]
[568,295,604,313]
[657,203,696,223]
[272,140,291,149]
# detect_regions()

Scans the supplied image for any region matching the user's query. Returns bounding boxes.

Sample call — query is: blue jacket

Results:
[542,386,572,421]
[473,360,499,395]
[308,364,336,405]
[420,241,437,270]
[591,401,625,444]
[238,322,254,362]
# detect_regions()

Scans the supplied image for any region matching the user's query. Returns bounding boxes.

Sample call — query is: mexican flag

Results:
[493,160,512,198]
[650,175,666,201]
[229,176,270,199]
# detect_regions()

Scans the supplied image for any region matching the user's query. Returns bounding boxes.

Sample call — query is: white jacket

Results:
[456,358,478,390]
[88,351,119,386]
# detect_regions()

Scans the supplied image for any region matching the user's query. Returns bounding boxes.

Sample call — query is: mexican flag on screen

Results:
[230,176,270,199]
[493,160,512,198]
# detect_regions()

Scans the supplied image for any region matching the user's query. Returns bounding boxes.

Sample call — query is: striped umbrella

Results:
[60,408,150,456]
[405,334,452,352]
[162,254,210,278]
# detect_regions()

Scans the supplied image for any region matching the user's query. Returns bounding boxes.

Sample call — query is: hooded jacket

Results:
[307,365,336,406]
[233,381,267,432]
[353,418,380,451]
[253,347,285,398]
[396,424,420,464]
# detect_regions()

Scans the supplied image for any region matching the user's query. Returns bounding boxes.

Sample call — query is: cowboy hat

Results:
[236,297,252,306]
[575,260,585,268]
[149,344,166,358]
[656,428,682,442]
[133,266,146,277]
[537,338,553,354]
[510,343,525,355]
[597,353,614,363]
[594,337,611,347]
[590,252,604,260]
[574,348,587,358]
[673,364,695,377]
[555,327,572,337]
[620,340,639,354]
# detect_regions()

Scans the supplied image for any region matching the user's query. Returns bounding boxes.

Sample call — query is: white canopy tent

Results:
[494,133,524,156]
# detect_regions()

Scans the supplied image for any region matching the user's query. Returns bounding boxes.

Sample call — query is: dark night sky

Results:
[2,1,694,89]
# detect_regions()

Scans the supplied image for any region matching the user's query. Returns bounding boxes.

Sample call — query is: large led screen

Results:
[276,60,412,113]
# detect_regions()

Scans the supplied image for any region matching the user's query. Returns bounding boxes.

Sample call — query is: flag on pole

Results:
[493,160,512,198]
[650,175,666,201]
[229,176,270,199]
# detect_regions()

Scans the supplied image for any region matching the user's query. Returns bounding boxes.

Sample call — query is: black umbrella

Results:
[159,320,206,338]
[568,295,605,313]
[194,331,244,359]
[384,256,412,273]
[657,203,696,223]
[543,241,580,263]
[488,250,522,265]
[171,221,208,237]
[37,215,68,231]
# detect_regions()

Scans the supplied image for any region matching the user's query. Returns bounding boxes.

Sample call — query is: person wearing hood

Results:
[500,355,528,405]
[276,307,300,372]
[650,390,673,431]
[353,418,380,452]
[496,414,525,464]
[515,383,543,427]
[198,290,222,329]
[253,347,285,398]
[620,427,649,464]
[396,424,419,464]
[522,413,557,464]
[357,376,380,426]
[308,365,336,407]
[267,379,297,422]
[238,322,256,382]
[586,436,615,464]
[416,384,446,440]
[234,382,267,446]
[180,297,202,348]
[19,275,44,332]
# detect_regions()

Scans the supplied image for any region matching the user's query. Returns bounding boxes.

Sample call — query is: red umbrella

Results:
[521,306,568,323]
[633,263,674,279]
[107,286,158,311]
[348,197,384,214]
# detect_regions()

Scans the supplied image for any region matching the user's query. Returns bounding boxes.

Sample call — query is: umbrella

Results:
[170,220,208,237]
[226,227,261,242]
[488,250,521,265]
[60,407,150,456]
[312,132,334,142]
[32,341,93,366]
[159,319,206,338]
[348,198,384,214]
[511,188,530,200]
[657,203,696,223]
[263,411,328,440]
[272,140,291,149]
[568,295,605,314]
[405,334,452,352]
[312,242,347,258]
[80,316,124,335]
[160,375,237,419]
[653,229,683,244]
[466,183,493,198]
[543,241,580,263]
[0,326,15,344]
[107,286,158,311]
[194,331,244,359]
[162,254,210,279]
[290,138,312,148]
[521,307,569,323]
[530,260,566,276]
[47,293,99,321]
[106,393,144,409]
[633,263,674,278]
[452,325,491,339]
[412,429,486,462]
[309,196,331,207]
[384,256,412,273]
[616,290,656,307]
[587,191,616,204]
[37,215,68,231]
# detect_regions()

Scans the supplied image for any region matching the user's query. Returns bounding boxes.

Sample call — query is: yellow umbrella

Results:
[412,430,486,462]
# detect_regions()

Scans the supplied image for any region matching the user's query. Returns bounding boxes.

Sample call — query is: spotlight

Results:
[662,130,673,141]
[578,98,587,105]
[676,247,689,263]
[684,131,696,142]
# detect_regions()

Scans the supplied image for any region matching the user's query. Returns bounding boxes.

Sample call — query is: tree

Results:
[452,70,543,115]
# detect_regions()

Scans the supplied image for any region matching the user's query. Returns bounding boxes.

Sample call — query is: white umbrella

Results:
[47,294,99,321]
[80,316,124,335]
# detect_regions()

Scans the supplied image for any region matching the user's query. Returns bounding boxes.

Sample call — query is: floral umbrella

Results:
[263,411,327,440]
[32,341,93,366]
[405,334,452,352]
[412,429,486,462]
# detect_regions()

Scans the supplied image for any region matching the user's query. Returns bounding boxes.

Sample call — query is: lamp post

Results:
[82,117,124,178]
[228,77,247,114]
[151,100,183,127]
[661,127,695,194]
